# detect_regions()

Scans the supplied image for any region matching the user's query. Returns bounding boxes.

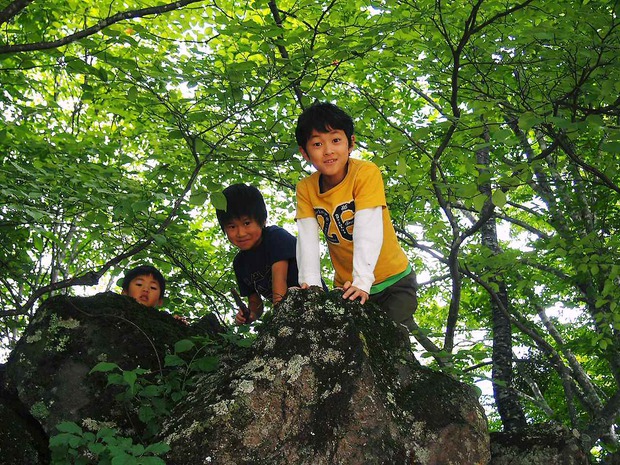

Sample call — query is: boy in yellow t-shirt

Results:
[294,102,417,330]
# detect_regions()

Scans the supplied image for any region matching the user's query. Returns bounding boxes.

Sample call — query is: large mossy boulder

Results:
[490,424,588,465]
[0,366,50,465]
[160,288,490,465]
[3,292,216,437]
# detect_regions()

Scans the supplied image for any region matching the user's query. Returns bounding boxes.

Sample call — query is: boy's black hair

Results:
[295,102,355,150]
[121,265,166,299]
[215,183,268,230]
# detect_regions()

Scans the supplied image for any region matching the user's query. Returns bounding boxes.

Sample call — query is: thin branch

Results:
[514,384,555,417]
[545,124,620,195]
[417,273,451,288]
[537,304,603,412]
[517,258,574,282]
[585,390,620,451]
[461,267,585,414]
[267,0,305,108]
[469,0,536,36]
[463,360,493,373]
[394,226,448,264]
[452,202,552,240]
[0,0,207,55]
[409,318,452,367]
[16,153,208,315]
[0,0,33,26]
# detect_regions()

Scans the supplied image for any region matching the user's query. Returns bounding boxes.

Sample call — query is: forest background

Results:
[1,0,619,461]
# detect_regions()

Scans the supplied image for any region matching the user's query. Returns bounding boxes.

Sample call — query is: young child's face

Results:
[122,274,163,307]
[224,216,263,251]
[300,128,355,188]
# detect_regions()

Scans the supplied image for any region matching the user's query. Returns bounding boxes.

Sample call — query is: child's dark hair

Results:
[215,183,268,230]
[295,102,355,150]
[121,265,166,299]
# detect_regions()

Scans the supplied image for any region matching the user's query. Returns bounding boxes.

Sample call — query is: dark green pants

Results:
[370,271,418,331]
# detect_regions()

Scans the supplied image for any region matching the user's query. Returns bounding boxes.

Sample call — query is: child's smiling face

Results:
[300,128,355,191]
[224,216,264,251]
[122,274,163,307]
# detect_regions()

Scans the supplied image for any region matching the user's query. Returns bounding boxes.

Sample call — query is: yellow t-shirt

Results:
[296,158,409,288]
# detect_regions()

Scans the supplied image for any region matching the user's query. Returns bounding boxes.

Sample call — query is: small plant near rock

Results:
[48,333,238,462]
[49,421,169,465]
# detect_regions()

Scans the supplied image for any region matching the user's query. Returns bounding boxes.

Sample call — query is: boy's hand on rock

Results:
[294,283,325,292]
[173,314,190,325]
[235,308,253,325]
[342,281,369,304]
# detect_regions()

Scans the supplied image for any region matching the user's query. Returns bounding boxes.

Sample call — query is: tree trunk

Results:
[477,124,527,432]
[483,223,527,432]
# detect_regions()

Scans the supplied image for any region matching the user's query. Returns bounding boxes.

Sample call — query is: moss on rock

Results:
[3,292,215,437]
[160,288,490,465]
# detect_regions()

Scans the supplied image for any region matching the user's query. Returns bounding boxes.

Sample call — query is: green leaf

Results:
[193,355,219,372]
[459,182,479,198]
[490,128,513,142]
[50,432,80,446]
[144,442,171,455]
[33,235,44,253]
[167,129,185,139]
[127,87,139,101]
[174,339,195,353]
[151,234,167,245]
[236,338,254,348]
[131,444,145,456]
[107,373,124,386]
[90,362,120,374]
[88,442,107,455]
[472,193,487,212]
[164,354,185,367]
[138,405,155,423]
[68,435,82,448]
[138,457,167,465]
[518,112,543,131]
[140,384,163,397]
[111,453,138,465]
[132,200,150,212]
[491,189,507,208]
[189,190,209,206]
[210,192,227,211]
[123,370,138,391]
[97,427,119,440]
[601,141,620,153]
[56,421,82,436]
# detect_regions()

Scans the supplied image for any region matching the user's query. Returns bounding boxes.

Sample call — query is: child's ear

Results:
[157,298,163,307]
[299,146,310,162]
[349,134,356,151]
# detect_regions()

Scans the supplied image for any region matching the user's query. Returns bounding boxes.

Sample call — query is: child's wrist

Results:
[351,281,372,294]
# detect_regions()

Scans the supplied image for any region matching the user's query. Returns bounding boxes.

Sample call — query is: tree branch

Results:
[545,124,620,195]
[0,0,206,55]
[585,390,620,451]
[0,0,33,26]
[16,150,208,315]
[461,266,587,422]
[267,0,305,108]
[537,304,603,412]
